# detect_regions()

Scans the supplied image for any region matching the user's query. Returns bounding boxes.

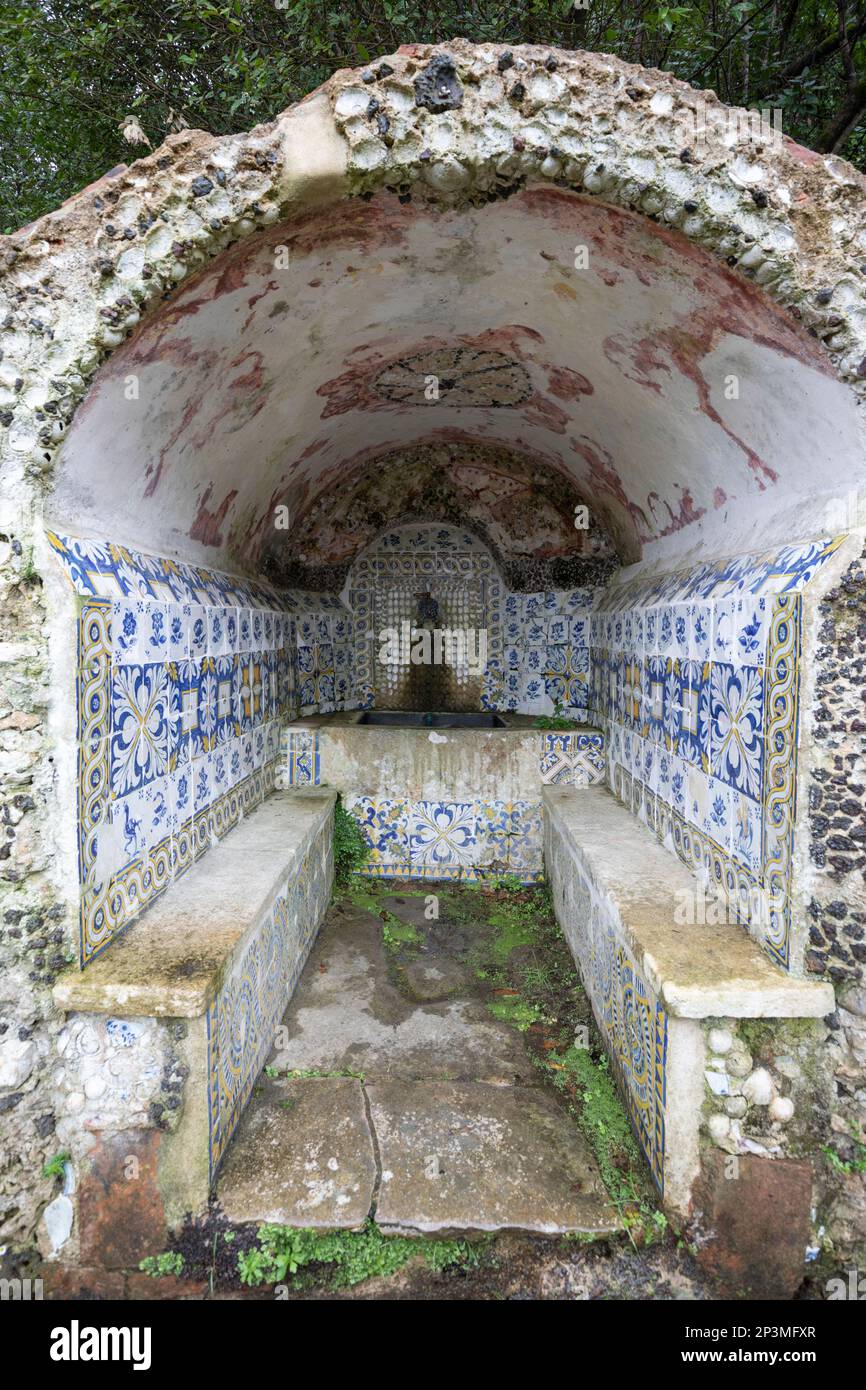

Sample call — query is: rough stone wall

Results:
[806,541,866,1264]
[42,1013,183,1265]
[0,531,69,1250]
[334,41,866,398]
[2,42,865,555]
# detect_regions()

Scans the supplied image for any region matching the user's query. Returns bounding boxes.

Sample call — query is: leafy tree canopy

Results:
[2,0,865,232]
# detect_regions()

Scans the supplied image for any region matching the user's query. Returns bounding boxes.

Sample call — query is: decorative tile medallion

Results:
[343,795,542,883]
[540,732,605,785]
[371,347,532,408]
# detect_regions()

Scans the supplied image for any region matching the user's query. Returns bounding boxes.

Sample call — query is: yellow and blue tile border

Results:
[546,808,669,1191]
[594,921,668,1191]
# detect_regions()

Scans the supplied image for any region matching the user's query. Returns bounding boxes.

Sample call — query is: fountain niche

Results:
[5,38,865,1293]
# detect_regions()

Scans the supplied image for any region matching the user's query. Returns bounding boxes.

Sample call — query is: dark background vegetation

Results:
[3,1,866,231]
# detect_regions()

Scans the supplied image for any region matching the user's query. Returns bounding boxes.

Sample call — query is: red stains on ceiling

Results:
[57,180,852,575]
[647,486,707,538]
[546,365,594,401]
[190,484,238,547]
[603,334,671,396]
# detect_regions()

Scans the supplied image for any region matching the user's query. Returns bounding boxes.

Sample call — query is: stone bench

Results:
[49,789,335,1267]
[544,785,834,1293]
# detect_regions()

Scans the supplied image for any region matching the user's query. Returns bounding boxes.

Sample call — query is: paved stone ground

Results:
[216,893,619,1237]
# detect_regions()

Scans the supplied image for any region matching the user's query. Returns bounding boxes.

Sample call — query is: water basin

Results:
[356,711,507,729]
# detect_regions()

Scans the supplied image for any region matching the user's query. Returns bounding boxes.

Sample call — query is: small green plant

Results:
[532,700,583,730]
[333,794,369,887]
[21,546,38,583]
[521,962,554,993]
[237,1220,479,1289]
[486,873,526,893]
[381,913,421,950]
[542,1043,661,1241]
[139,1251,184,1278]
[284,1067,364,1080]
[486,994,543,1031]
[264,1064,279,1078]
[822,1126,866,1175]
[41,1150,71,1182]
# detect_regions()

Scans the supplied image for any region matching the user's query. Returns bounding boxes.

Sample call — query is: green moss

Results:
[284,1067,365,1080]
[345,880,381,914]
[41,1149,71,1181]
[486,994,543,1030]
[542,1044,661,1234]
[822,1123,866,1175]
[382,914,421,949]
[487,901,539,964]
[736,1016,818,1057]
[237,1219,480,1289]
[139,1251,184,1278]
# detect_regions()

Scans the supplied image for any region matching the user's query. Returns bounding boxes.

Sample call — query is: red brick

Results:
[692,1152,812,1299]
[42,1264,126,1300]
[126,1273,208,1300]
[78,1129,168,1270]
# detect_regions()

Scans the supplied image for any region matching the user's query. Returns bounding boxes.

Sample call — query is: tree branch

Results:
[817,75,866,149]
[687,0,777,84]
[776,8,866,84]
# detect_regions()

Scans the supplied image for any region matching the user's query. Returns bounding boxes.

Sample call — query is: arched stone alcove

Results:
[1,40,865,1284]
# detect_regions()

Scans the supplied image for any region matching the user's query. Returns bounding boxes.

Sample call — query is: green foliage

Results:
[454,875,663,1237]
[284,1066,365,1079]
[41,1150,71,1181]
[333,794,368,888]
[543,1043,660,1234]
[533,701,584,730]
[138,1251,185,1277]
[381,914,421,949]
[821,1126,866,1175]
[484,873,526,893]
[487,893,541,964]
[486,993,543,1030]
[237,1219,479,1288]
[4,2,866,231]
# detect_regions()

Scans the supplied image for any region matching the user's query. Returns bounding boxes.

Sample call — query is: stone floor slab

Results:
[368,1080,620,1236]
[216,1077,376,1228]
[268,904,538,1085]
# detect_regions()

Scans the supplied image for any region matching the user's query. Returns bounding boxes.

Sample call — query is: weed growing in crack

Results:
[139,1251,185,1278]
[237,1220,481,1289]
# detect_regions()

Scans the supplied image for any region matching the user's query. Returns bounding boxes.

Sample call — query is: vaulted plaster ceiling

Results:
[50,184,864,574]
